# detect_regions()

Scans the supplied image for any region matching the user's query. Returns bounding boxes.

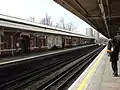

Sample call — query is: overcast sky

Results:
[0,0,103,36]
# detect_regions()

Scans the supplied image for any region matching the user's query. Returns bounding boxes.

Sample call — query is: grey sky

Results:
[0,0,102,36]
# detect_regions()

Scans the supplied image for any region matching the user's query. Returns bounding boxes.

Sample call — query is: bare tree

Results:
[56,18,77,31]
[40,14,53,26]
[66,22,77,31]
[56,18,66,29]
[27,17,35,22]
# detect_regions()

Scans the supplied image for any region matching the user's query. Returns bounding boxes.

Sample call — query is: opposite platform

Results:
[0,44,95,65]
[68,47,120,90]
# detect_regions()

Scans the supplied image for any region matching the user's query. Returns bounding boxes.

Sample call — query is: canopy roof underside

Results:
[54,0,120,38]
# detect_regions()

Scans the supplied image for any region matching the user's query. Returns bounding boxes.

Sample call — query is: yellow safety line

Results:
[77,47,106,90]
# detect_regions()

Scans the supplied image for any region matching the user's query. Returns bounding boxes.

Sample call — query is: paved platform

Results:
[0,44,95,65]
[68,47,120,90]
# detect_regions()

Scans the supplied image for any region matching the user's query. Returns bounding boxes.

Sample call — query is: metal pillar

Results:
[11,31,20,56]
[11,36,14,56]
[0,29,4,55]
[0,35,1,55]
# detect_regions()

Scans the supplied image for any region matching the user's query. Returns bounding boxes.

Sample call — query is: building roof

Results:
[0,14,94,39]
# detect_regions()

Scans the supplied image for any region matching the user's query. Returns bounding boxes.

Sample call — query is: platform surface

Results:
[68,47,120,90]
[0,44,95,65]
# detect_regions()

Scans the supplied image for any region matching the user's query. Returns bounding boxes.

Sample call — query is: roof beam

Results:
[74,0,99,28]
[87,15,120,19]
[105,0,111,20]
[98,0,110,37]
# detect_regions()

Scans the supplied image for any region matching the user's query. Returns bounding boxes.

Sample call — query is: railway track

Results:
[35,46,104,90]
[0,45,105,90]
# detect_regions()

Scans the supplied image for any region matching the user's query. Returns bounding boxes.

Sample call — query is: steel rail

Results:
[35,46,104,90]
[0,45,102,90]
[0,46,98,90]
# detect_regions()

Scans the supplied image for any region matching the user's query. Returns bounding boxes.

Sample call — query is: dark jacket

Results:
[108,39,119,62]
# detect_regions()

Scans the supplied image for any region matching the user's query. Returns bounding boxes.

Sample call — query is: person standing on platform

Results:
[107,38,119,76]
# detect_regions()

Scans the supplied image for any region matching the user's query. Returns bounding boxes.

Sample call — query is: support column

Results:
[0,35,1,55]
[11,36,14,56]
[0,29,3,55]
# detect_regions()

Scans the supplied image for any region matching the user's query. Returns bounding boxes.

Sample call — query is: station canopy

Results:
[54,0,120,38]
